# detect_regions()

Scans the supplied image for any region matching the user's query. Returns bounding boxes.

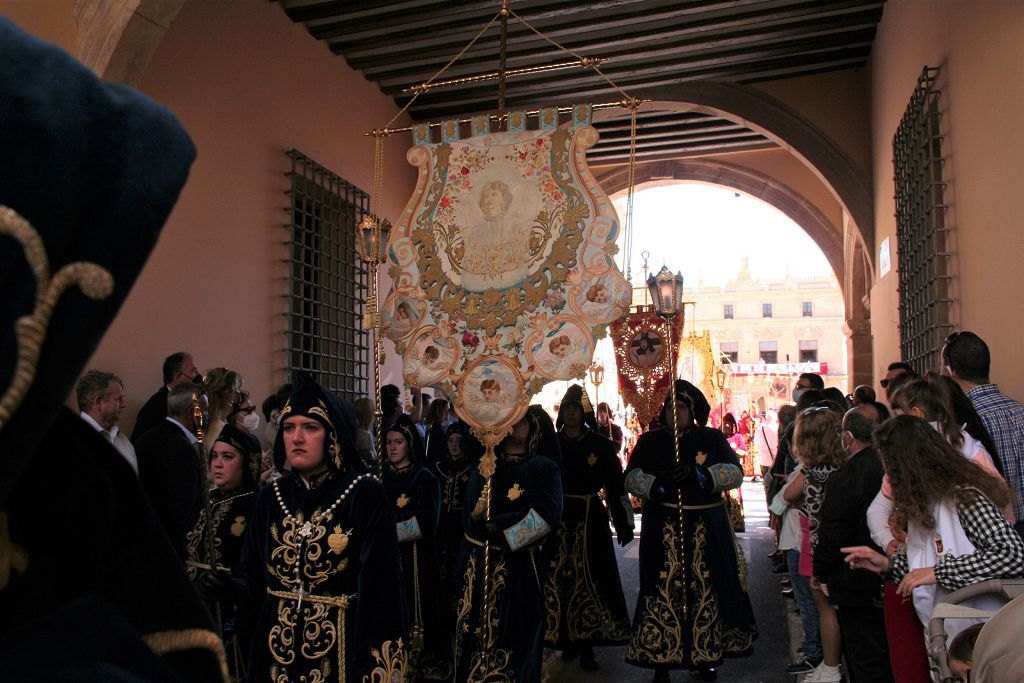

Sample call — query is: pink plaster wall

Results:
[870,0,1024,398]
[0,0,77,55]
[83,0,416,430]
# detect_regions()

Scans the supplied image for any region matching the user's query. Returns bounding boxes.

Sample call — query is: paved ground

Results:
[543,480,798,683]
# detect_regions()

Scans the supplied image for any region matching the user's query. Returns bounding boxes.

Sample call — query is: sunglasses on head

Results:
[880,378,891,388]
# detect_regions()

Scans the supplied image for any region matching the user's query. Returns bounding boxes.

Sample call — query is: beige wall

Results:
[870,0,1024,398]
[754,68,873,182]
[69,0,416,430]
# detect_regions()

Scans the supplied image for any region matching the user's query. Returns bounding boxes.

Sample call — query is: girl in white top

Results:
[847,415,1023,643]
[867,376,1014,556]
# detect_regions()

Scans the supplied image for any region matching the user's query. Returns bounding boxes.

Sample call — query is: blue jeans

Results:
[787,548,821,661]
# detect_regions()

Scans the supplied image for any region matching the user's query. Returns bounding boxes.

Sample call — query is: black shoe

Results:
[771,563,788,575]
[786,656,822,674]
[561,646,579,661]
[697,665,718,680]
[652,671,670,683]
[579,646,599,671]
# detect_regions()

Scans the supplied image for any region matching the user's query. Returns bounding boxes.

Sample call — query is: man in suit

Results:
[76,369,137,474]
[130,351,201,443]
[813,403,893,682]
[136,383,208,560]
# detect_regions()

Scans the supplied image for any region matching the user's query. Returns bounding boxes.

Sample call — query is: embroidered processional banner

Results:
[383,105,629,463]
[609,310,684,430]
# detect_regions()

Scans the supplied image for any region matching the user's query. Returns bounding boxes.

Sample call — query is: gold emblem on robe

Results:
[587,453,597,466]
[507,483,524,501]
[328,525,350,555]
[696,450,708,466]
[230,515,246,537]
[397,493,411,509]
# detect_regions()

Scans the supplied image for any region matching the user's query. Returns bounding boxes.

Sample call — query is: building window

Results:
[719,342,738,364]
[893,66,953,374]
[762,303,772,318]
[759,341,778,364]
[799,340,819,363]
[723,304,734,320]
[802,301,813,317]
[284,149,369,401]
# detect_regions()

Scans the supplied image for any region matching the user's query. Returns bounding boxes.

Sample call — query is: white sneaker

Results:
[801,663,842,682]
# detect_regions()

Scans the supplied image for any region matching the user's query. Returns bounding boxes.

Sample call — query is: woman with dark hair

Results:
[382,415,449,681]
[890,377,1008,497]
[188,424,262,676]
[843,415,1024,643]
[455,411,563,683]
[233,372,408,682]
[624,380,755,681]
[433,422,474,623]
[930,373,1005,476]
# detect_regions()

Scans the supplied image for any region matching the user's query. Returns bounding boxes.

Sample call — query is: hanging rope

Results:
[382,10,503,132]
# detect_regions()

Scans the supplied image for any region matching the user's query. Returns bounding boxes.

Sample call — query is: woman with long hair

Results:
[887,376,1012,522]
[382,415,449,681]
[843,416,1024,642]
[782,406,846,683]
[202,367,243,452]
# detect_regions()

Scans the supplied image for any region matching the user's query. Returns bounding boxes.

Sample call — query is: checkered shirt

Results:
[889,491,1024,590]
[967,384,1024,521]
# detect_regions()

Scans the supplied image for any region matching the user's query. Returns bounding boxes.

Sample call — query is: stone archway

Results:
[75,0,186,86]
[596,158,844,282]
[590,84,874,388]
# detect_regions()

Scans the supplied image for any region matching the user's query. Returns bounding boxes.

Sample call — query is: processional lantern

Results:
[647,266,685,319]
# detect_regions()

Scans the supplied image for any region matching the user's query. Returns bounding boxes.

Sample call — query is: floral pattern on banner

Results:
[384,109,630,442]
[610,309,685,431]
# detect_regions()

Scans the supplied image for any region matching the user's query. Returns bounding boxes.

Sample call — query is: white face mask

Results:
[243,412,261,432]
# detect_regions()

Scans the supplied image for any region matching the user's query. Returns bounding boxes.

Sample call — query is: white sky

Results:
[611,182,836,286]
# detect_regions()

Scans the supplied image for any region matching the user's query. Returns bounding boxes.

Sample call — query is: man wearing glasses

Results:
[131,351,202,443]
[942,331,1024,538]
[878,362,917,403]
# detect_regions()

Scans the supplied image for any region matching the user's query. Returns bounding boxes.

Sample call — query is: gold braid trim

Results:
[0,205,114,429]
[143,628,229,682]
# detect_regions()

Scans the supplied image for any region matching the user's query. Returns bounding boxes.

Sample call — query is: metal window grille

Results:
[802,301,813,317]
[762,303,772,318]
[893,66,953,374]
[283,149,369,401]
[723,304,734,319]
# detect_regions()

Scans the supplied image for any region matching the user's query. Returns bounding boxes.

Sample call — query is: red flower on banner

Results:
[461,166,470,175]
[461,331,479,348]
[439,196,451,208]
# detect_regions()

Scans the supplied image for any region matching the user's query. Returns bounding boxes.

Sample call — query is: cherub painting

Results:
[404,331,458,386]
[571,274,632,324]
[529,320,592,380]
[462,359,519,427]
[382,295,423,340]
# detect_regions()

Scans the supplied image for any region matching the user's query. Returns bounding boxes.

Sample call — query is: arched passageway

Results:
[591,84,874,388]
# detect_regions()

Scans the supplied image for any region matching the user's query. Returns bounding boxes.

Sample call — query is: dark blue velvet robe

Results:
[455,454,563,683]
[235,470,408,682]
[383,464,451,681]
[624,427,757,671]
[433,454,474,621]
[544,429,632,649]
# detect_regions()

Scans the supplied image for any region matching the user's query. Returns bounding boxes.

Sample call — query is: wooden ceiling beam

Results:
[329,0,872,63]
